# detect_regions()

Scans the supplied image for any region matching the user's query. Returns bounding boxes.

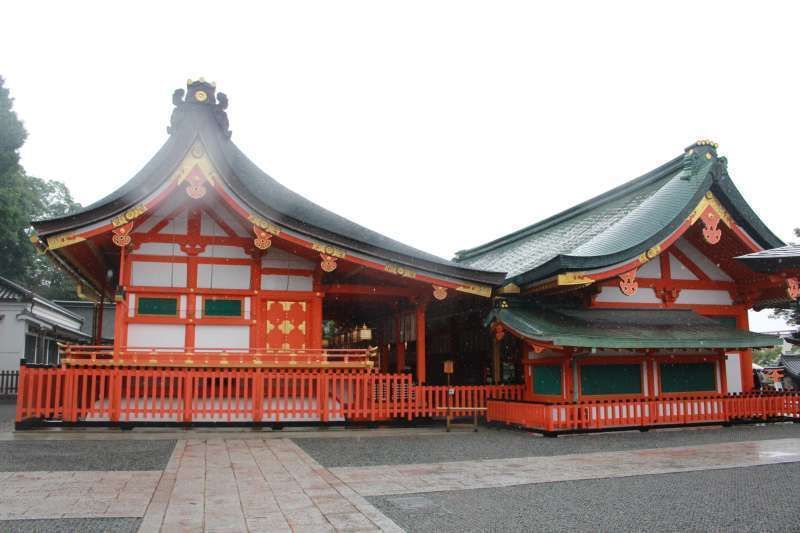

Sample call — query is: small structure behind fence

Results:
[0,370,19,399]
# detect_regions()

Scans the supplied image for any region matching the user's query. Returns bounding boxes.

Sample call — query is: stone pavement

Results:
[0,470,160,520]
[2,430,800,531]
[329,437,800,497]
[140,438,403,532]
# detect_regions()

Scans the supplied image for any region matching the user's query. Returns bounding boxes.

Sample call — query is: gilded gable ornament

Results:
[432,285,448,301]
[700,209,722,245]
[320,253,338,273]
[618,268,638,296]
[112,222,134,247]
[788,278,800,300]
[253,225,273,250]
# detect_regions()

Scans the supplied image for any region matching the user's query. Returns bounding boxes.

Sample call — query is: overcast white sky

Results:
[2,1,797,331]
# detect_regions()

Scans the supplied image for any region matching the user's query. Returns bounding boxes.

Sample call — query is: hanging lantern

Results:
[358,324,373,341]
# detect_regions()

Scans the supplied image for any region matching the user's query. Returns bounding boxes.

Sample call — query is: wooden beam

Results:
[323,284,414,298]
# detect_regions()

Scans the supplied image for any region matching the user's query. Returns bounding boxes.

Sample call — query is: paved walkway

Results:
[330,437,800,496]
[140,439,402,532]
[2,434,800,531]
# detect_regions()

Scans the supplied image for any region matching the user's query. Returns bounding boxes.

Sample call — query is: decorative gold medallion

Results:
[195,90,208,102]
[432,285,448,301]
[320,253,338,272]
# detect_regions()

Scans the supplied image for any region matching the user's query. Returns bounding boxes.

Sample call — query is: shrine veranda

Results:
[16,80,800,432]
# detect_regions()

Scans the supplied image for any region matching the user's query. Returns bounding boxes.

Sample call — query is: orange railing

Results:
[412,384,524,417]
[61,345,377,369]
[487,392,800,433]
[15,364,526,426]
[16,365,416,424]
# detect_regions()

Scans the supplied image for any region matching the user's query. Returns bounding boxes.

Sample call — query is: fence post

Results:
[182,370,193,424]
[253,370,264,423]
[320,372,329,423]
[14,365,27,423]
[109,369,121,423]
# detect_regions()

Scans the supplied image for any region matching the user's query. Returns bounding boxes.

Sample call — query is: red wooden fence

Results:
[15,365,526,425]
[487,393,800,433]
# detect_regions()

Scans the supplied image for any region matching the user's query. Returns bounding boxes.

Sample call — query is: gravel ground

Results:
[295,422,800,467]
[0,518,141,533]
[0,399,15,432]
[0,439,176,471]
[369,462,799,532]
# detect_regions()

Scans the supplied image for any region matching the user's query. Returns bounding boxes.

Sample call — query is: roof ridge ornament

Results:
[167,79,232,138]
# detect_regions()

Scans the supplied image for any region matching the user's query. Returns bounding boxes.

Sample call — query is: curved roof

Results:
[486,303,780,349]
[33,81,505,287]
[455,142,784,286]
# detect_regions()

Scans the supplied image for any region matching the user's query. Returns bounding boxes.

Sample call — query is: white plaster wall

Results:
[197,264,251,289]
[0,302,26,370]
[126,324,185,349]
[674,289,733,305]
[261,275,313,291]
[130,261,187,287]
[262,248,314,269]
[674,238,733,281]
[725,352,743,393]
[198,245,250,259]
[135,242,186,256]
[195,325,250,350]
[31,304,82,331]
[638,258,661,278]
[200,211,224,236]
[669,253,698,280]
[594,286,661,304]
[161,211,187,235]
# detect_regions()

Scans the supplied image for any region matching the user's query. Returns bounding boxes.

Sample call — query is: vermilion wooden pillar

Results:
[416,303,427,384]
[736,311,754,391]
[395,312,405,373]
[491,337,501,384]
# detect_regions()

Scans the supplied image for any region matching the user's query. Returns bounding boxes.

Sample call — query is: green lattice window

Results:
[533,365,562,396]
[660,362,716,393]
[204,298,242,317]
[137,297,178,316]
[580,364,642,396]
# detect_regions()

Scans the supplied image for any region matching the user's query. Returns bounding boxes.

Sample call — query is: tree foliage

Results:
[0,76,81,299]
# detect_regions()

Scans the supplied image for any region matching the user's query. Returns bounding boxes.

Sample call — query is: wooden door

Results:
[264,300,310,350]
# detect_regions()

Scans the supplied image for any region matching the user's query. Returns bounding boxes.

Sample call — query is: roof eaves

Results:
[454,154,686,261]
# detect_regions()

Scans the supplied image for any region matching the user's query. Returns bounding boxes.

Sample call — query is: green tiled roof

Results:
[737,244,800,273]
[456,143,784,286]
[486,304,780,349]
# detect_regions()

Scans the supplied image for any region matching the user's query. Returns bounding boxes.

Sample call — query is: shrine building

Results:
[16,80,800,432]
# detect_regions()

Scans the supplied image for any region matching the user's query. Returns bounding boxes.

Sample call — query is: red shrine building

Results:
[17,80,800,432]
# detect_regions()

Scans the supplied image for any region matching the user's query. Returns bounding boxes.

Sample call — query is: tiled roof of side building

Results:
[455,143,784,286]
[736,244,800,273]
[486,303,780,349]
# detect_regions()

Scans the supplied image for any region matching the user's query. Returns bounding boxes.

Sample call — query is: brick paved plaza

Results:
[2,405,800,532]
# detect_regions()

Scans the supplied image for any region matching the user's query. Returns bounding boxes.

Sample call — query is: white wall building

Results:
[0,276,90,370]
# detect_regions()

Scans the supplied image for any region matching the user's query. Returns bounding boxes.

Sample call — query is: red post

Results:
[415,302,427,384]
[395,313,405,373]
[736,312,755,392]
[183,371,193,423]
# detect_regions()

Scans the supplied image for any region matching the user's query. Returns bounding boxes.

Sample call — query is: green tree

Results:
[0,76,80,299]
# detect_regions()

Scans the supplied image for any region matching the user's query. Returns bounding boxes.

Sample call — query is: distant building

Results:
[54,300,115,342]
[0,276,90,369]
